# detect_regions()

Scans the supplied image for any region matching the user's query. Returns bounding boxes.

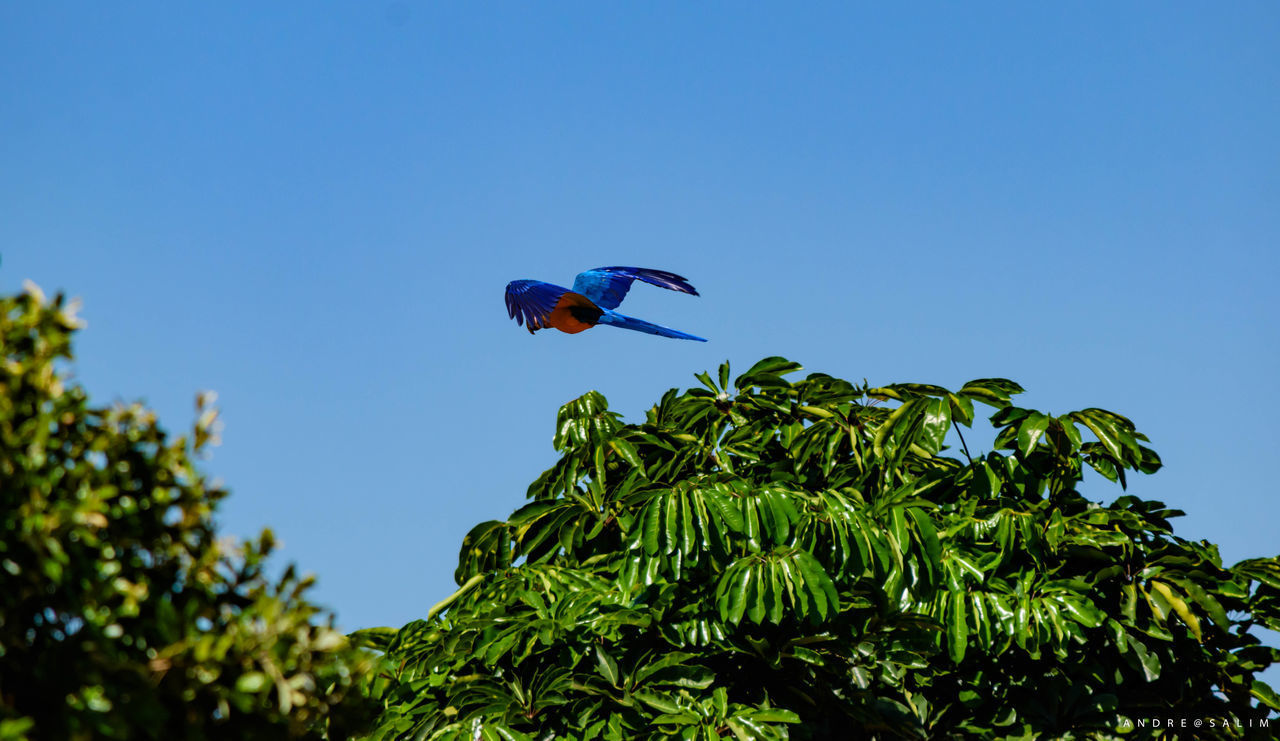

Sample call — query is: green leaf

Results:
[874,399,925,458]
[948,552,984,583]
[1120,583,1138,621]
[644,664,715,690]
[947,393,975,427]
[1057,594,1103,629]
[746,563,767,624]
[970,592,992,648]
[642,497,663,556]
[767,560,785,624]
[595,646,620,687]
[734,716,783,739]
[1151,581,1201,641]
[906,507,942,575]
[679,490,696,555]
[347,626,397,652]
[883,382,952,397]
[664,490,681,555]
[718,563,752,625]
[1086,453,1119,483]
[920,398,951,454]
[1171,578,1230,629]
[793,551,838,621]
[1252,680,1280,711]
[651,711,700,725]
[948,590,968,662]
[633,691,684,714]
[1128,638,1162,681]
[736,357,803,389]
[1016,412,1049,456]
[759,489,795,543]
[1071,410,1127,463]
[1144,582,1172,622]
[1054,417,1083,449]
[748,708,801,723]
[609,438,644,471]
[1235,558,1280,590]
[634,651,695,683]
[958,378,1024,408]
[703,486,745,533]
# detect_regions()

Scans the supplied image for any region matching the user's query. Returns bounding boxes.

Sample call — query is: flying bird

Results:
[505,267,707,342]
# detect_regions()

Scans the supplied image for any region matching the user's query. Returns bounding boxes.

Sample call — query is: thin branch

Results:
[955,425,973,464]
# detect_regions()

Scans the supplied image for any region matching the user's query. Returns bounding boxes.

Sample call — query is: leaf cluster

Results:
[0,284,377,740]
[365,357,1280,739]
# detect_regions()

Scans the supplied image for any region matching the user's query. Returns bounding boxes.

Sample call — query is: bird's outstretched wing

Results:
[505,280,570,332]
[571,267,699,311]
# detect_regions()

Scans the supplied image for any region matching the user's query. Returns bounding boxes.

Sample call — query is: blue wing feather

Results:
[597,310,707,341]
[504,280,570,331]
[571,267,699,310]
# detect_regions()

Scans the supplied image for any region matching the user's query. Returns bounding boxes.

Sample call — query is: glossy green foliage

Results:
[365,357,1280,739]
[0,284,376,740]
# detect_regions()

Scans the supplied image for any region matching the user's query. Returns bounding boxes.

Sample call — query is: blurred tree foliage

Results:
[0,283,375,740]
[360,358,1280,739]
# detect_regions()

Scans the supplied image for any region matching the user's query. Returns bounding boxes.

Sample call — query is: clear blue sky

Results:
[2,1,1276,655]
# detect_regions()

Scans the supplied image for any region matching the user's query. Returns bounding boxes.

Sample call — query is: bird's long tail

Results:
[597,311,707,342]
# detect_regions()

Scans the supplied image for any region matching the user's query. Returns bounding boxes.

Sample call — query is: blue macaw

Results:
[505,267,706,342]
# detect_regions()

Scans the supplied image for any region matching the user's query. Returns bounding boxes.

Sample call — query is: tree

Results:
[360,357,1280,739]
[0,283,375,740]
